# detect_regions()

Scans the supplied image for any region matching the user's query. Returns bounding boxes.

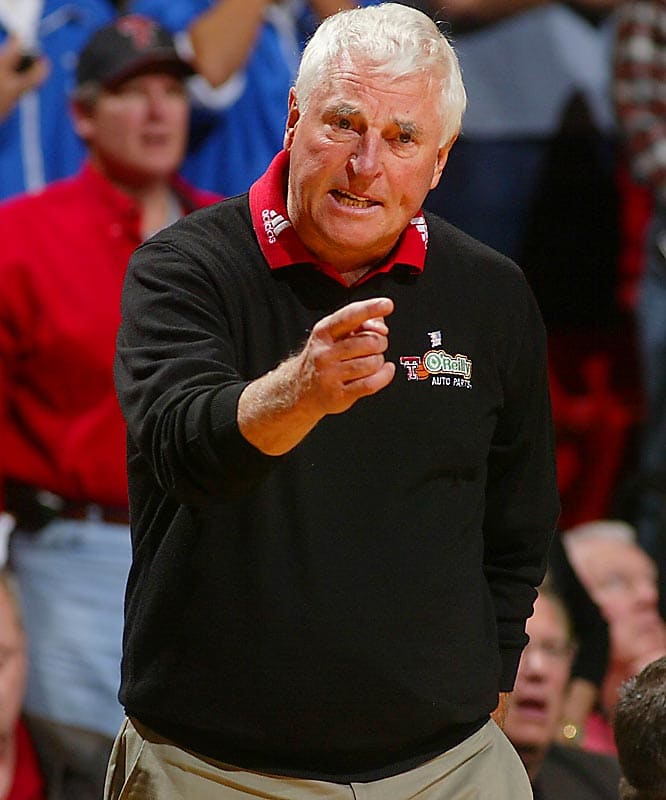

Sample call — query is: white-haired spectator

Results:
[563,519,666,755]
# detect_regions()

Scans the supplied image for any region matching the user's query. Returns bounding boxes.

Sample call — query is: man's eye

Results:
[338,118,352,130]
[398,132,412,144]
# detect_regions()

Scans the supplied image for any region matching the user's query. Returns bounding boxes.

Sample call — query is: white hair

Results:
[562,519,638,555]
[294,3,466,148]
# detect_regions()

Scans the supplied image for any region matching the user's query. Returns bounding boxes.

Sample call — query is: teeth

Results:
[334,190,374,208]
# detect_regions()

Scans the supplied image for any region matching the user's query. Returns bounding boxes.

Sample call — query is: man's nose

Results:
[521,647,547,673]
[348,134,382,179]
[146,89,171,116]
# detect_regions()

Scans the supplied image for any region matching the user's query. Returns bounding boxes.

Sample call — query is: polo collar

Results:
[248,150,428,287]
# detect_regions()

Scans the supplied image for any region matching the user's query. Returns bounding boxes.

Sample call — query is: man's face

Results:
[284,61,451,273]
[0,585,26,741]
[74,72,189,186]
[568,539,666,671]
[504,595,574,766]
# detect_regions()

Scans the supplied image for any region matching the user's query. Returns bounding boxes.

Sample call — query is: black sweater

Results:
[114,195,560,781]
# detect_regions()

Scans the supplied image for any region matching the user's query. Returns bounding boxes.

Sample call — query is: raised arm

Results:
[188,0,359,88]
[187,0,271,87]
[0,36,48,122]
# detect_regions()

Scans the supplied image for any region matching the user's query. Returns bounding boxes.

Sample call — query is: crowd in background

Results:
[0,0,665,798]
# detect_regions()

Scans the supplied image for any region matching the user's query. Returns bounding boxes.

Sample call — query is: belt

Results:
[58,501,130,526]
[4,480,130,531]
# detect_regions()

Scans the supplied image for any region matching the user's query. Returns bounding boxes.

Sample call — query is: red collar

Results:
[248,150,428,287]
[79,162,221,218]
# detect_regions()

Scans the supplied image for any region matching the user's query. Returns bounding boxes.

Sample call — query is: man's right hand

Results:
[296,297,396,415]
[238,297,395,455]
[0,36,49,122]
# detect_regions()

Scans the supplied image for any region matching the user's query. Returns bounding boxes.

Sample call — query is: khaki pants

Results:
[104,717,532,799]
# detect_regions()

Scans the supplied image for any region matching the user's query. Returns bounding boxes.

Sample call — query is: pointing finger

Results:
[322,298,394,342]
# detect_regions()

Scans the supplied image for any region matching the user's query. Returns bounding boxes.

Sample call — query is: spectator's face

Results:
[0,585,26,740]
[569,539,666,672]
[75,72,189,185]
[284,61,450,273]
[504,595,574,765]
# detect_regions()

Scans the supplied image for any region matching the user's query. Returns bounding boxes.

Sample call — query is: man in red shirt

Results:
[0,15,218,800]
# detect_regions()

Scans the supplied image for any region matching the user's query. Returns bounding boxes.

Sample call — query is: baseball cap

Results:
[76,15,194,89]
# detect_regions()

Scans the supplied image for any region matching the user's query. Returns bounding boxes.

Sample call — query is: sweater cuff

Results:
[209,383,280,494]
[499,646,523,692]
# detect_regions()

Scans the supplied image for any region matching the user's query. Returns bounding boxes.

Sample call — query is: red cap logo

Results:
[116,16,158,50]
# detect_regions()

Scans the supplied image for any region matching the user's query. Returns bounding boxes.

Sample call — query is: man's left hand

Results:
[490,692,511,729]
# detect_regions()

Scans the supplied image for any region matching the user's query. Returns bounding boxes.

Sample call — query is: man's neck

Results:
[339,265,373,286]
[88,156,180,238]
[132,182,180,240]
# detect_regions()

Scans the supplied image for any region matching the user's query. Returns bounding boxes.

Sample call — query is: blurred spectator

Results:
[126,0,358,196]
[614,0,666,617]
[0,0,116,200]
[0,16,218,800]
[411,0,639,532]
[0,570,45,800]
[563,519,666,755]
[548,533,609,747]
[613,654,666,800]
[503,579,622,799]
[422,0,621,330]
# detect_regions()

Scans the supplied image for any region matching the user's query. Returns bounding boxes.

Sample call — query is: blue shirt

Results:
[0,0,115,200]
[129,0,312,197]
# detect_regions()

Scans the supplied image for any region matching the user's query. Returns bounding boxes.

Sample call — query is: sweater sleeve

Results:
[482,277,560,690]
[115,238,280,505]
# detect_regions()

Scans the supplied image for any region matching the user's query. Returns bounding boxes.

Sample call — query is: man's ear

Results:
[70,99,94,143]
[283,88,300,151]
[430,135,458,191]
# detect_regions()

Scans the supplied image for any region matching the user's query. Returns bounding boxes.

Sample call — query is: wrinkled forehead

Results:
[311,63,444,129]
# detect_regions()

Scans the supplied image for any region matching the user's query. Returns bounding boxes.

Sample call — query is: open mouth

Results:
[330,189,379,208]
[515,697,548,719]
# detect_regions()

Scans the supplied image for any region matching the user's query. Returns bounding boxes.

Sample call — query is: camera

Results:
[16,52,38,73]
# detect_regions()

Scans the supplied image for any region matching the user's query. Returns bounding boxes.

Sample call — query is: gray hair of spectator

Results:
[293,3,466,149]
[614,655,666,800]
[562,519,637,548]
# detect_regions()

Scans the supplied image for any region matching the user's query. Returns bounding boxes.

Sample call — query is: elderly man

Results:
[503,581,621,799]
[0,15,218,800]
[563,520,666,754]
[109,4,559,798]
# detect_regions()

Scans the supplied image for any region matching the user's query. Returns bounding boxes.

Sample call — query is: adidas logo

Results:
[262,209,291,244]
[411,215,428,246]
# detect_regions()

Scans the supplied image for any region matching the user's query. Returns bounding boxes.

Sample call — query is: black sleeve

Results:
[483,276,561,690]
[115,238,280,505]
